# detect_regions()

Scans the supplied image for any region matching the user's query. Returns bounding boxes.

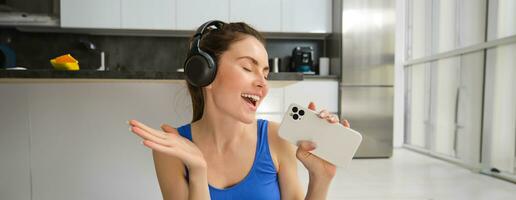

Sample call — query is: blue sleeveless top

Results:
[176,119,281,200]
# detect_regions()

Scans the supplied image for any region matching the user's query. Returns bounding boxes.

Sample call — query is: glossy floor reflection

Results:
[297,148,516,200]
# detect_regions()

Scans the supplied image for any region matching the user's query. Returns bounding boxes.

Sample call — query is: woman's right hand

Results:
[295,102,350,182]
[129,119,207,171]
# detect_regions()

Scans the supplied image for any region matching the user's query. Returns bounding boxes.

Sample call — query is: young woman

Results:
[129,21,350,200]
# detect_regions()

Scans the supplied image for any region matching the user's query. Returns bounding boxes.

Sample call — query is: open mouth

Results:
[241,93,259,107]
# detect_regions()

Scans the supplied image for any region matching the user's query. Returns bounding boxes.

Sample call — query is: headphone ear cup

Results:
[184,54,217,87]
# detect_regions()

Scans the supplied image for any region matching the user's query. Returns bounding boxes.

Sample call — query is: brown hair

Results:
[186,22,266,123]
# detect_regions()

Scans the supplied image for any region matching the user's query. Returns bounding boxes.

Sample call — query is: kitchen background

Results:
[1,0,516,199]
[1,28,326,73]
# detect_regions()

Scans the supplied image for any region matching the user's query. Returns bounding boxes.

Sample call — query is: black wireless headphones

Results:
[183,20,226,87]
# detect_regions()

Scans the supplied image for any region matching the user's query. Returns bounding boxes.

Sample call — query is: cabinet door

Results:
[282,0,332,33]
[177,0,229,30]
[0,85,31,200]
[121,0,175,29]
[28,83,183,200]
[61,0,121,28]
[257,87,285,123]
[229,0,281,32]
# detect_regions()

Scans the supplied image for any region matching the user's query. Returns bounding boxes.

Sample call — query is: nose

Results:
[254,73,268,88]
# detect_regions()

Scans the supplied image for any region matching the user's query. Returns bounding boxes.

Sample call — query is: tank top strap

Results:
[256,119,268,155]
[177,124,192,141]
[255,119,278,173]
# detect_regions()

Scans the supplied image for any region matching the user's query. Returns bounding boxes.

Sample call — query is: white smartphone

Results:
[278,103,362,168]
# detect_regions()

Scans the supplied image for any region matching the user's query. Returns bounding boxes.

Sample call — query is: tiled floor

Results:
[298,148,516,200]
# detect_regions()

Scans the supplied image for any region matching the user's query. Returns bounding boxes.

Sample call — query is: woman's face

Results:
[205,35,269,124]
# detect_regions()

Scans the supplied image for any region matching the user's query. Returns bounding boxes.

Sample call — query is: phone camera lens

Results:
[298,110,304,116]
[293,114,299,120]
[292,107,298,112]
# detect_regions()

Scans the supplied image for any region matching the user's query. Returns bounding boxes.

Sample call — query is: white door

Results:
[454,51,484,166]
[482,0,516,175]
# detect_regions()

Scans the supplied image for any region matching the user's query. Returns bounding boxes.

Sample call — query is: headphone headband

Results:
[190,20,224,53]
[196,20,225,36]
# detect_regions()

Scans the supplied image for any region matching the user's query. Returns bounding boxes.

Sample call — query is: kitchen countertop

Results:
[0,69,304,87]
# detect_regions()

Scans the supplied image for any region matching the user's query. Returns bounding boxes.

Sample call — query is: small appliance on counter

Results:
[290,46,315,74]
[79,39,106,71]
[268,57,281,73]
[0,43,16,68]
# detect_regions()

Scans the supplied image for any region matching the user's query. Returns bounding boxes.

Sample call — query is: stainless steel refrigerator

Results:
[330,0,395,158]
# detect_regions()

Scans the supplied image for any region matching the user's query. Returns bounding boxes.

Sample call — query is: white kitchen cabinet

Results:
[121,0,175,29]
[257,87,285,113]
[282,0,332,33]
[61,0,121,28]
[256,88,285,123]
[0,85,31,200]
[229,0,282,32]
[61,0,331,33]
[284,80,339,113]
[177,0,229,30]
[27,83,189,200]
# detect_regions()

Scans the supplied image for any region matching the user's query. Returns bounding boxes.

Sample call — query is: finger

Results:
[297,140,317,151]
[129,119,167,139]
[297,148,334,168]
[318,109,329,118]
[143,140,192,164]
[308,101,316,111]
[142,140,175,155]
[161,124,179,135]
[296,147,321,168]
[131,126,170,146]
[342,119,350,128]
[296,148,315,163]
[327,114,339,123]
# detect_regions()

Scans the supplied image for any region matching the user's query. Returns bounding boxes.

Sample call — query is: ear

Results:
[204,75,218,90]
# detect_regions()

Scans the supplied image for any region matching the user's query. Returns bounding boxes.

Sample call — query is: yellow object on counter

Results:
[50,54,80,71]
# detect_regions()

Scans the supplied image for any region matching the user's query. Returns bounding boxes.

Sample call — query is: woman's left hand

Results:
[295,101,350,182]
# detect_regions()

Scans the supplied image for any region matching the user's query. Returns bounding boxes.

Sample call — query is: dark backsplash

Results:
[1,28,325,72]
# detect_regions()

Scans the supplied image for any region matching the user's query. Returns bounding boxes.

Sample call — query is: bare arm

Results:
[153,150,188,199]
[153,150,210,200]
[185,165,210,200]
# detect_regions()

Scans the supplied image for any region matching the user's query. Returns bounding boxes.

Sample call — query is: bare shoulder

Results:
[267,120,280,141]
[267,120,296,150]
